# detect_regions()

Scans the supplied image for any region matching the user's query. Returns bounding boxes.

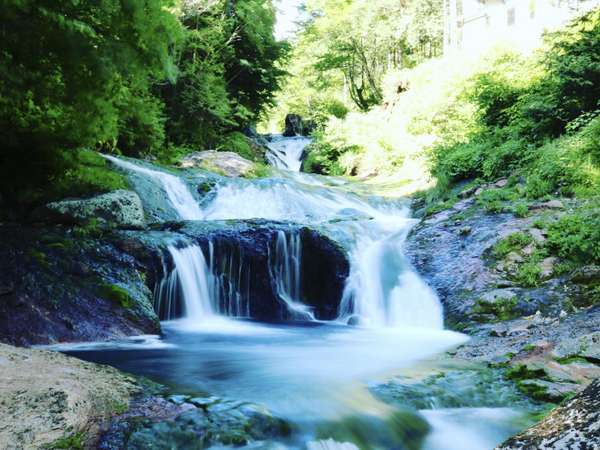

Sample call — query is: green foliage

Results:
[505,364,547,382]
[45,431,85,450]
[430,9,600,199]
[515,260,544,288]
[1,0,287,211]
[99,283,134,309]
[493,232,534,258]
[476,187,519,213]
[51,150,128,201]
[546,200,600,264]
[262,0,444,132]
[161,0,287,151]
[216,132,263,162]
[0,0,181,206]
[473,297,518,322]
[73,218,104,239]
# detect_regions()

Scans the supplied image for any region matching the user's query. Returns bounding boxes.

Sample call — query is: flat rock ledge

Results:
[0,343,139,450]
[178,150,256,177]
[496,378,600,450]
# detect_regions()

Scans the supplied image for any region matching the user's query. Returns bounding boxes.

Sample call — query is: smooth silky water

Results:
[57,141,536,449]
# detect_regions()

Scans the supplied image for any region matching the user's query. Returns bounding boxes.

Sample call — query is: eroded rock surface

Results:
[0,225,160,346]
[496,379,600,449]
[0,343,139,450]
[39,190,146,229]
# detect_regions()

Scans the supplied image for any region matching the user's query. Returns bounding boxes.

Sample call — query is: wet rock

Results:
[316,410,430,450]
[144,220,351,322]
[283,113,305,137]
[38,190,146,229]
[569,265,600,285]
[103,396,291,450]
[480,289,518,303]
[517,379,579,402]
[496,379,600,449]
[0,225,160,346]
[458,226,472,236]
[372,369,529,410]
[531,199,565,210]
[551,332,600,362]
[495,178,509,188]
[179,150,256,178]
[529,228,547,244]
[458,186,477,199]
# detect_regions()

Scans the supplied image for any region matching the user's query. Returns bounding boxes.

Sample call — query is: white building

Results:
[444,0,600,54]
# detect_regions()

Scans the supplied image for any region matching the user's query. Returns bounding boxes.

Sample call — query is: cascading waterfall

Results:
[155,242,250,321]
[266,135,312,172]
[165,244,214,320]
[103,147,444,330]
[338,229,444,329]
[270,230,315,321]
[207,241,250,318]
[102,154,203,220]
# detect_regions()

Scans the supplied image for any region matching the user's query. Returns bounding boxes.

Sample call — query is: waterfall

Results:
[102,154,203,220]
[154,242,250,321]
[266,135,311,172]
[207,241,250,318]
[166,244,214,320]
[338,228,443,329]
[270,231,315,321]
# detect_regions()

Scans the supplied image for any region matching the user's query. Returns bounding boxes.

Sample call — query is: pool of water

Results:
[57,319,533,449]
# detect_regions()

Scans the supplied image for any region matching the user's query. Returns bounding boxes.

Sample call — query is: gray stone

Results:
[519,379,579,402]
[552,332,600,362]
[532,199,565,210]
[496,379,600,449]
[179,150,256,177]
[495,178,509,188]
[540,257,558,278]
[529,228,547,244]
[43,190,146,229]
[569,265,600,285]
[480,289,517,303]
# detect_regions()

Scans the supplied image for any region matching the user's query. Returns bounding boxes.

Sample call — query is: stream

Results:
[56,137,536,449]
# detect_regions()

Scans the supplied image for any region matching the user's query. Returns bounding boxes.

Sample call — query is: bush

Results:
[52,150,128,201]
[546,201,600,264]
[493,232,534,258]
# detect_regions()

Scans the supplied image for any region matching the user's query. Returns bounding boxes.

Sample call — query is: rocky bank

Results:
[407,182,600,447]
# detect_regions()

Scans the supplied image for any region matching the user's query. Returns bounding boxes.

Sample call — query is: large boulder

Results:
[0,225,160,346]
[0,343,139,449]
[178,151,256,178]
[283,114,304,137]
[496,379,600,449]
[40,189,146,229]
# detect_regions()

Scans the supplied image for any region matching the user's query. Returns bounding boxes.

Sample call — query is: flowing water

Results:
[61,140,535,449]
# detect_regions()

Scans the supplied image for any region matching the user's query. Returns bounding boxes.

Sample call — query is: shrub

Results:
[546,202,600,264]
[493,232,534,258]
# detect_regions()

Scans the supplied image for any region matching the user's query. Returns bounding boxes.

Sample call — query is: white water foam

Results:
[103,154,203,220]
[266,135,311,171]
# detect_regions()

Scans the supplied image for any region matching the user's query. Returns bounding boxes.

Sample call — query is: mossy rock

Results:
[98,284,135,308]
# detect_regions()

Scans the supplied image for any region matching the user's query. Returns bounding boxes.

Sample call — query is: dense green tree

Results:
[0,0,181,206]
[159,0,288,150]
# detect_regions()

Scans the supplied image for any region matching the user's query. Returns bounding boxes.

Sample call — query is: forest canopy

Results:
[0,0,287,212]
